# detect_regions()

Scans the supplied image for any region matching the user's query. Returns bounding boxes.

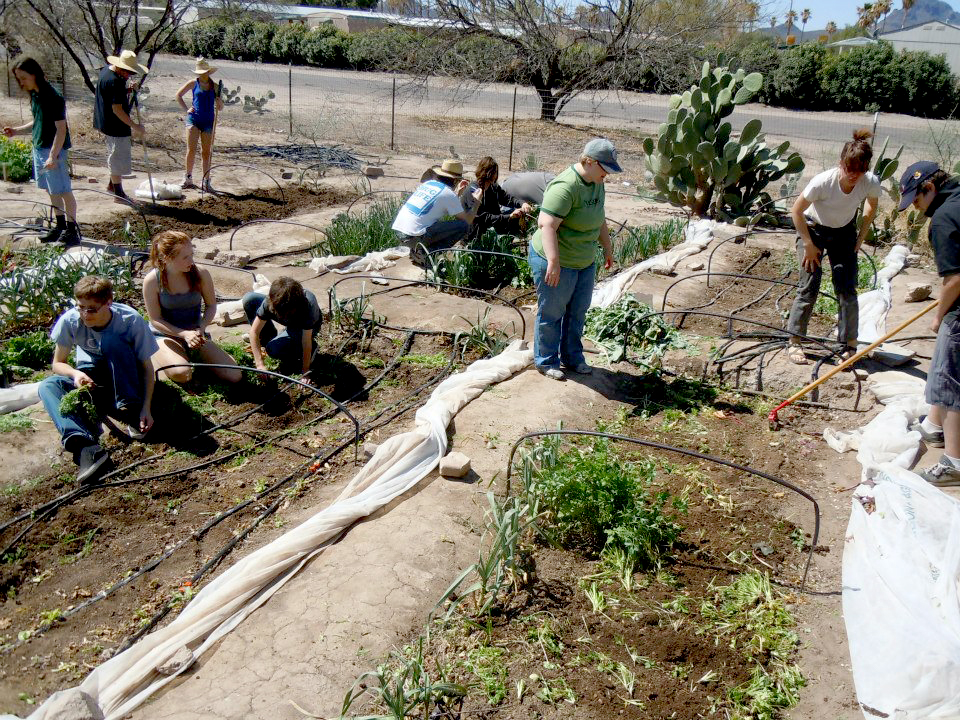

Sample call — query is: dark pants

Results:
[397,219,470,265]
[242,293,319,373]
[786,220,859,346]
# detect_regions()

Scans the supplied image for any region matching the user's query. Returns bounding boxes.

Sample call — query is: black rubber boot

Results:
[61,222,81,247]
[40,214,66,243]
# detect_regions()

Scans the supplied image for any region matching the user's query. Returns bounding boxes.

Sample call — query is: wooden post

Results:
[508,86,517,171]
[288,62,293,137]
[390,76,396,151]
[60,53,66,96]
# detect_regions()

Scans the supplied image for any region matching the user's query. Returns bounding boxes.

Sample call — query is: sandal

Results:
[839,346,859,362]
[787,344,809,365]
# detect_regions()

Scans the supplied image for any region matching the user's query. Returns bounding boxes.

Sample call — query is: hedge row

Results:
[170,19,960,119]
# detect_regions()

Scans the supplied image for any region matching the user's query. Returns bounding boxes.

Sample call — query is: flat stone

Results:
[196,247,219,260]
[280,171,294,180]
[870,343,916,367]
[363,442,379,459]
[853,368,869,381]
[218,308,247,327]
[156,645,195,675]
[362,165,385,178]
[904,282,932,302]
[687,261,705,271]
[42,688,104,720]
[439,451,471,479]
[214,251,251,267]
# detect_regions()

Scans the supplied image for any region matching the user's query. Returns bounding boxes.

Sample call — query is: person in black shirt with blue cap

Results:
[898,161,960,485]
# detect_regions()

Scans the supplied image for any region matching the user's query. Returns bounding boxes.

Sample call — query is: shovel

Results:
[768,300,939,429]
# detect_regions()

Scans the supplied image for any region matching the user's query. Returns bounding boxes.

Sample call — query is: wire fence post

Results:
[60,53,66,98]
[390,76,396,151]
[5,55,10,98]
[508,86,517,171]
[287,62,293,137]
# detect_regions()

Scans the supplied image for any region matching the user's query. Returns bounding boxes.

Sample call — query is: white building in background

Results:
[879,20,960,75]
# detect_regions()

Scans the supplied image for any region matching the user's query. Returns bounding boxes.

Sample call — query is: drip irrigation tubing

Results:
[661,271,836,311]
[200,164,286,203]
[345,189,410,215]
[69,188,153,237]
[504,430,821,593]
[298,163,370,194]
[228,218,328,253]
[328,274,528,340]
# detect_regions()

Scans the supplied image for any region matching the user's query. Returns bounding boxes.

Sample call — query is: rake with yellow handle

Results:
[768,299,939,429]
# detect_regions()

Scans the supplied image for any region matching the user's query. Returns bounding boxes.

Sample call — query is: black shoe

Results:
[61,223,81,247]
[77,444,111,485]
[40,216,66,243]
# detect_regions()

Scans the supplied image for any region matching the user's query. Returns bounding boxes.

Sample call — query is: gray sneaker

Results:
[910,418,945,448]
[919,460,960,487]
[564,362,593,375]
[538,367,565,381]
[77,444,111,485]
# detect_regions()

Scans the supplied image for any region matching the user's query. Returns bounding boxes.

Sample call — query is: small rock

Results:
[904,282,932,302]
[906,253,921,267]
[156,646,195,675]
[439,451,471,479]
[370,275,389,286]
[196,247,219,260]
[853,368,868,381]
[363,441,379,459]
[88,177,99,183]
[280,171,294,180]
[216,308,247,327]
[42,688,104,720]
[687,261,705,271]
[362,165,385,178]
[214,251,251,267]
[753,542,775,557]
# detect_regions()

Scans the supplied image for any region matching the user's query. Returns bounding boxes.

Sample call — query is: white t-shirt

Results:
[801,168,882,228]
[392,180,464,236]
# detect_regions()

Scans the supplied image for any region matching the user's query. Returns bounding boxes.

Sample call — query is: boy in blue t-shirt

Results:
[38,275,159,484]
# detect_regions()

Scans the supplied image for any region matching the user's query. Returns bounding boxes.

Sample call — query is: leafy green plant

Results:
[0,330,54,382]
[320,198,403,257]
[0,136,32,183]
[521,436,683,569]
[583,295,686,364]
[456,308,514,359]
[643,61,804,220]
[464,646,508,705]
[59,386,96,420]
[429,228,530,290]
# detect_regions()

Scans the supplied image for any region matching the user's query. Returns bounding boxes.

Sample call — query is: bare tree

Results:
[413,0,751,121]
[6,0,197,93]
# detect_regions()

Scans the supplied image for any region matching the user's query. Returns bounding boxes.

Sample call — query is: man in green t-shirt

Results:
[528,139,620,380]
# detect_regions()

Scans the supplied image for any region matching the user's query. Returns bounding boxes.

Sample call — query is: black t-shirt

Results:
[255,289,322,333]
[927,179,960,316]
[93,66,131,137]
[30,83,71,150]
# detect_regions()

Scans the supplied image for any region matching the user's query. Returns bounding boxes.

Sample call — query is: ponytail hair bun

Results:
[841,128,874,173]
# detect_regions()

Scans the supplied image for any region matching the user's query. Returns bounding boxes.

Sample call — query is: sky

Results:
[765,0,957,29]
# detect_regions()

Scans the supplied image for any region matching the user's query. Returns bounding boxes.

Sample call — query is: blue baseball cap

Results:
[898,161,940,211]
[583,138,622,174]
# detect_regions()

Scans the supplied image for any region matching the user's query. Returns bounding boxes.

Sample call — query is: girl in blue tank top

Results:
[175,57,223,192]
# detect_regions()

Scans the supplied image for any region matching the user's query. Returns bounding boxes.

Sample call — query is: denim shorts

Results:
[186,114,215,133]
[32,146,72,195]
[926,310,960,411]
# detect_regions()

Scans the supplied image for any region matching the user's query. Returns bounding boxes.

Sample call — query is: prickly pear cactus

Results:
[642,61,805,221]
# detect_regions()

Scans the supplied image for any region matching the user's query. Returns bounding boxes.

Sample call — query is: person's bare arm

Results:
[142,271,202,348]
[139,357,155,433]
[538,212,564,287]
[198,269,218,334]
[175,79,194,113]
[51,344,93,388]
[45,120,68,168]
[791,195,820,271]
[932,273,960,334]
[856,196,880,251]
[249,316,267,370]
[112,103,143,136]
[599,222,613,269]
[2,120,33,136]
[300,329,312,376]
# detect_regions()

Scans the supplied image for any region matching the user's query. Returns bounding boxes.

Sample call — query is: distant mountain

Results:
[880,0,960,31]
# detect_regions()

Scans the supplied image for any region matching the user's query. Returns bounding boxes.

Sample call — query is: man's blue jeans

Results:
[528,246,595,371]
[39,338,144,448]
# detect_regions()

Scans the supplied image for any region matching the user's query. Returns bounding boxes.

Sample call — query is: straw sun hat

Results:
[431,159,464,180]
[192,57,217,75]
[106,49,149,75]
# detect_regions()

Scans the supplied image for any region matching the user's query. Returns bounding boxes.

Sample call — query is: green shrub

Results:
[222,18,274,61]
[525,436,683,569]
[345,27,420,70]
[302,25,350,68]
[820,41,900,113]
[270,23,309,63]
[179,18,230,58]
[725,37,781,104]
[896,49,959,118]
[771,44,829,110]
[0,136,32,183]
[0,330,54,379]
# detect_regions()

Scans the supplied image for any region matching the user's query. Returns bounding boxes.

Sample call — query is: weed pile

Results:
[584,295,686,364]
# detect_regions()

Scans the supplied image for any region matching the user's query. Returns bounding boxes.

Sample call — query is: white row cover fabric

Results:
[857,244,910,344]
[590,219,718,309]
[844,465,960,719]
[827,365,960,716]
[309,246,410,275]
[134,180,183,201]
[0,382,40,414]
[15,342,533,720]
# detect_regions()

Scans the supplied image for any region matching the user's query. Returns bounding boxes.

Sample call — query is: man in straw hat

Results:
[175,57,223,192]
[93,49,148,203]
[392,158,478,266]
